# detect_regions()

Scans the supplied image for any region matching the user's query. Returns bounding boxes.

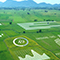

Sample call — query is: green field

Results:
[0,9,60,60]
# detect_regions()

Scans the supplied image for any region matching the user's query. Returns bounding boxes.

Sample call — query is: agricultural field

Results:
[0,9,60,60]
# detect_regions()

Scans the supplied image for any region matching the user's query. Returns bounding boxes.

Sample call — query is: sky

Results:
[0,0,60,4]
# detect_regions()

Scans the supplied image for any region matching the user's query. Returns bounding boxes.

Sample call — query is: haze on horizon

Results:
[0,0,60,4]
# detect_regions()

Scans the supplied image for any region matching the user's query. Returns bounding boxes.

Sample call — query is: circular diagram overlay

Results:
[13,37,29,47]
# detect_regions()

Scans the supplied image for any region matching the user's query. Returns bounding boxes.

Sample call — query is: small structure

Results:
[47,22,49,24]
[0,34,3,37]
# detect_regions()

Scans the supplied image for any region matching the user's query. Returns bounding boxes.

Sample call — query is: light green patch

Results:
[18,50,50,60]
[55,38,60,46]
[0,23,2,25]
[17,21,60,30]
[5,36,43,60]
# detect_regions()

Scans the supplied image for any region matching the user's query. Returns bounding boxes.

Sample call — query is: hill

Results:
[0,0,60,7]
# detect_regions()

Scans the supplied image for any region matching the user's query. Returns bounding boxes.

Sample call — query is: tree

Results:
[0,29,1,31]
[39,29,41,32]
[34,19,37,21]
[23,9,25,11]
[27,12,30,15]
[37,31,39,33]
[52,20,54,22]
[4,11,5,13]
[54,13,56,15]
[9,22,12,25]
[47,22,49,24]
[45,10,48,12]
[44,19,45,21]
[23,31,25,33]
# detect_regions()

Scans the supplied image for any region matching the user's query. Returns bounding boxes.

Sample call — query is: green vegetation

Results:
[0,9,60,60]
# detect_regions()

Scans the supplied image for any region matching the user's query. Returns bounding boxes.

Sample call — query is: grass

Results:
[0,41,7,51]
[0,9,60,60]
[0,50,13,60]
[5,35,43,60]
[5,35,60,60]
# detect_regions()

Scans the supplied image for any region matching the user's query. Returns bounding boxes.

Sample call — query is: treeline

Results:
[0,7,60,10]
[44,19,54,21]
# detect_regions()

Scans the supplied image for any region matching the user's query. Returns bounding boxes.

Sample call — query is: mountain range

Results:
[0,0,60,7]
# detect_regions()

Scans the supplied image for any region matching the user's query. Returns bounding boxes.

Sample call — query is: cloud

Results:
[16,0,24,1]
[15,0,28,1]
[0,0,6,2]
[33,0,60,4]
[0,0,28,2]
[0,0,60,4]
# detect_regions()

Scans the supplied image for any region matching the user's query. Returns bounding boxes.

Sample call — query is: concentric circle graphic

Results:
[13,37,29,47]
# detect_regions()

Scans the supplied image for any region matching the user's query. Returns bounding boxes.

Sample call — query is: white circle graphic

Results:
[13,37,29,47]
